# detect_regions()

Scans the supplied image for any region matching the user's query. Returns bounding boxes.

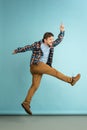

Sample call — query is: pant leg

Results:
[30,62,72,83]
[24,73,42,104]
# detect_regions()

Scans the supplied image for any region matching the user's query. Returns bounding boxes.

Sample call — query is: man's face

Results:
[44,36,54,46]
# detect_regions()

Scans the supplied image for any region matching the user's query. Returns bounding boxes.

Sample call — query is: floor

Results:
[0,115,87,130]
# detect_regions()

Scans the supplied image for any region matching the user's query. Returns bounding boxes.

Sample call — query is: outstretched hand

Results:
[12,50,17,54]
[60,24,65,32]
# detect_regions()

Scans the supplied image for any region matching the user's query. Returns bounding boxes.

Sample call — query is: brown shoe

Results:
[71,74,81,86]
[21,102,32,115]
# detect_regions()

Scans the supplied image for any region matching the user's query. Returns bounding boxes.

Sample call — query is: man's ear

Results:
[44,39,46,43]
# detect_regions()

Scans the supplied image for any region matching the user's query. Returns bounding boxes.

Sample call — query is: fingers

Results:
[12,50,16,54]
[60,23,65,32]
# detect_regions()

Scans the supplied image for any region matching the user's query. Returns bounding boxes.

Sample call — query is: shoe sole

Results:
[21,103,32,115]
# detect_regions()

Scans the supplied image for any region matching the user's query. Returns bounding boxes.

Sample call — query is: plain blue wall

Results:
[1,0,87,114]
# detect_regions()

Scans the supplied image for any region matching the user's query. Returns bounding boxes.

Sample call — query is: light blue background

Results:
[0,0,87,115]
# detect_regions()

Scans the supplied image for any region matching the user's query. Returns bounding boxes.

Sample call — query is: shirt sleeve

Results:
[14,42,36,53]
[53,31,65,47]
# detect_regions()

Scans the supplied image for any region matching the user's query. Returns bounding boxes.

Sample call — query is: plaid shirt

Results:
[15,31,65,67]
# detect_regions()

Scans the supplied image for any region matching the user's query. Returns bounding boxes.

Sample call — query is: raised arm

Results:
[53,24,65,47]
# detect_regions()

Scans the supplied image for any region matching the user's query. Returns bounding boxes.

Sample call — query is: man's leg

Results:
[22,74,42,115]
[25,74,42,103]
[30,62,80,85]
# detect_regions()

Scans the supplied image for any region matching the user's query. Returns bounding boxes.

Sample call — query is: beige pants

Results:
[24,62,72,104]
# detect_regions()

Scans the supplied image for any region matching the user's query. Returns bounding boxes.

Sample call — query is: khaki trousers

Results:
[24,62,72,104]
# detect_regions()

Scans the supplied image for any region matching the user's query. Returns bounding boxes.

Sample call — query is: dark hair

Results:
[42,32,54,42]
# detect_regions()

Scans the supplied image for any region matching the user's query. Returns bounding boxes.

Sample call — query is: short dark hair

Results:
[43,32,54,41]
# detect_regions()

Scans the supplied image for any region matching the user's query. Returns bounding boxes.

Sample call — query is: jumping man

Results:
[13,24,81,115]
